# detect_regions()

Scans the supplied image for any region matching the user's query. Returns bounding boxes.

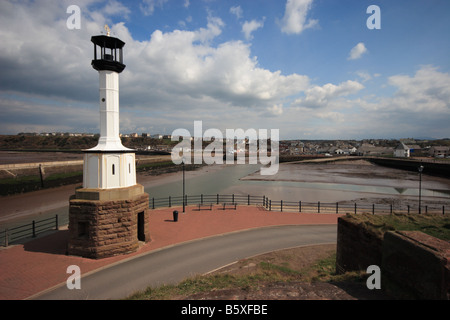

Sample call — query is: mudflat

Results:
[1,159,450,225]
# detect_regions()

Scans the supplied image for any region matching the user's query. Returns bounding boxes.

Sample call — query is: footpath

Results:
[0,205,341,300]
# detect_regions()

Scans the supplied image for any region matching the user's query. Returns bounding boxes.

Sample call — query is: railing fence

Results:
[1,193,447,247]
[149,193,447,216]
[1,215,68,247]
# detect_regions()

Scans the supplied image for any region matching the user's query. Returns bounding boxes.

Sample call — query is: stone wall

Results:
[382,231,450,300]
[68,186,150,259]
[336,215,450,299]
[336,215,383,273]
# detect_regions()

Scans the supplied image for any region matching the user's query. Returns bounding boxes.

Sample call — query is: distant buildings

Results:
[428,146,450,158]
[10,133,450,158]
[394,142,410,158]
[394,142,423,158]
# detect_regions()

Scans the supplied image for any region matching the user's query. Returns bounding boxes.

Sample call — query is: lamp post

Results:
[182,156,185,213]
[418,165,424,214]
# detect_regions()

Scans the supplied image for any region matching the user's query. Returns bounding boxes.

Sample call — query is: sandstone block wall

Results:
[336,215,383,273]
[68,192,150,259]
[336,215,450,299]
[382,231,450,300]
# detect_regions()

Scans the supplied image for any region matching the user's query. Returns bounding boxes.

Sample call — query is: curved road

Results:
[33,224,337,300]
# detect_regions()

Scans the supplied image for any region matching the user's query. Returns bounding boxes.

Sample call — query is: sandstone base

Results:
[68,184,150,259]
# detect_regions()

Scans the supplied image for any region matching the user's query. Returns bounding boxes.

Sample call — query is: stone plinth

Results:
[68,184,150,259]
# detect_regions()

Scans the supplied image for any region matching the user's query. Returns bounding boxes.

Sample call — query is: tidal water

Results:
[2,161,449,230]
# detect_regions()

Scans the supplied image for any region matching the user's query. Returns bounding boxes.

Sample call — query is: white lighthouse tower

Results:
[83,32,136,189]
[68,29,150,259]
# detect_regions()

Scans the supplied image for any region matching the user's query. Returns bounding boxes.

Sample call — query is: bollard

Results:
[173,210,179,222]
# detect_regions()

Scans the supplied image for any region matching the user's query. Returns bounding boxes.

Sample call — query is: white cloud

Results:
[0,1,312,135]
[280,0,318,35]
[1,1,447,140]
[102,0,131,18]
[381,65,450,113]
[348,42,368,60]
[242,19,265,40]
[230,6,243,19]
[266,104,284,116]
[294,80,364,109]
[140,0,168,16]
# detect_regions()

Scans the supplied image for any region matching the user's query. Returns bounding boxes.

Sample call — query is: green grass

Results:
[136,161,175,170]
[126,250,359,300]
[45,171,82,181]
[345,213,450,240]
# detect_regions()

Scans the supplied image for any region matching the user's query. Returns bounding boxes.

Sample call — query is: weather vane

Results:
[104,24,111,36]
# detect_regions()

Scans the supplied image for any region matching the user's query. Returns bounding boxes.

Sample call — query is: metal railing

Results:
[1,214,68,247]
[1,193,447,247]
[149,193,448,216]
[149,194,265,209]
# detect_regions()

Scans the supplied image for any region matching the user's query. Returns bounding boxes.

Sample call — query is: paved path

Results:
[33,225,337,300]
[0,205,342,300]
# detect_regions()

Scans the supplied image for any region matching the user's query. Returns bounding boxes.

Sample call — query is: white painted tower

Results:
[68,30,150,259]
[83,33,136,189]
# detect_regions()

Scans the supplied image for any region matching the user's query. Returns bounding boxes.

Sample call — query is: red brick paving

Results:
[0,205,341,300]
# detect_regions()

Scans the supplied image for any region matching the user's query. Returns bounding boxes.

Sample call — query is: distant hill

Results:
[0,135,177,151]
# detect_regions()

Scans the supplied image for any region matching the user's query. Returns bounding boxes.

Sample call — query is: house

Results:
[356,143,393,156]
[394,142,410,158]
[428,146,450,158]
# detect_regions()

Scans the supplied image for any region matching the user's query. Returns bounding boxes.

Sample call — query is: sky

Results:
[0,0,449,140]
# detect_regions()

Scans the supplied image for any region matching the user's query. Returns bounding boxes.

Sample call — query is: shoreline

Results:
[0,164,227,225]
[1,161,449,226]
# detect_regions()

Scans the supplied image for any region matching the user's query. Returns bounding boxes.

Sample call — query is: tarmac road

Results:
[32,224,337,300]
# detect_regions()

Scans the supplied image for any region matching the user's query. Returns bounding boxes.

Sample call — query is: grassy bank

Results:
[0,171,83,195]
[0,160,203,196]
[343,212,450,241]
[126,248,351,300]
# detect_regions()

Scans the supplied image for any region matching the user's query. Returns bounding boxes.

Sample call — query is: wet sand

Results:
[235,160,450,205]
[242,160,450,190]
[1,160,449,225]
[0,164,226,224]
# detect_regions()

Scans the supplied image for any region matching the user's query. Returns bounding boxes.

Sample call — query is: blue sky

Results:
[0,0,449,140]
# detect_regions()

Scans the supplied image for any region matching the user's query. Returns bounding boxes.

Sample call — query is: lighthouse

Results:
[67,29,150,259]
[83,33,135,189]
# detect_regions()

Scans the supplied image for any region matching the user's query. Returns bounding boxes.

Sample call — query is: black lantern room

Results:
[91,35,126,73]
